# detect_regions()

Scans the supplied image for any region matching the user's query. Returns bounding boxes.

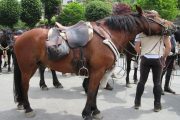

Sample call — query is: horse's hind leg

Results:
[21,66,38,117]
[39,66,48,90]
[14,55,37,117]
[51,70,63,88]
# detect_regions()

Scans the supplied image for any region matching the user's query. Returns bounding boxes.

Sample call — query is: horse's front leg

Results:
[82,70,104,120]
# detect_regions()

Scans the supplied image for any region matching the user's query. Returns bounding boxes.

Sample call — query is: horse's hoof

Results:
[41,85,48,90]
[54,83,63,88]
[17,104,24,110]
[84,116,92,120]
[92,113,103,120]
[126,83,131,88]
[25,111,36,118]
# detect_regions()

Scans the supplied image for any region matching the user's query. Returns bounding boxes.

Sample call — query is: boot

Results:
[134,99,141,109]
[164,68,175,94]
[154,102,162,112]
[164,87,176,94]
[153,85,162,112]
[134,82,144,109]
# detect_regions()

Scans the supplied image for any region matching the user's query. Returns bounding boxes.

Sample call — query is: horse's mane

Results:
[104,13,141,33]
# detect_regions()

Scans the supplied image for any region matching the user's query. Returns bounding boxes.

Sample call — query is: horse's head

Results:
[136,5,176,36]
[0,29,13,47]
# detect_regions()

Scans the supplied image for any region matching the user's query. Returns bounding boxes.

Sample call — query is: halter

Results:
[143,16,169,36]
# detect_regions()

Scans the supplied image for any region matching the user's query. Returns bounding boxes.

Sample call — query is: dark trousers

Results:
[135,56,163,106]
[161,55,175,88]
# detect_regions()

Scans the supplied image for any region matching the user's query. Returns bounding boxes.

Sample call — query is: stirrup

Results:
[78,66,89,78]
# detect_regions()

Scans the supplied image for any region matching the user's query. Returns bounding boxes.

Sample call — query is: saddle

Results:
[46,21,93,61]
[55,21,93,48]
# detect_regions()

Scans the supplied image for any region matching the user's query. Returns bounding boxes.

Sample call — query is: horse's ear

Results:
[136,5,143,16]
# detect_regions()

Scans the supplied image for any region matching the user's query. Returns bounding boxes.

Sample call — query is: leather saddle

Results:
[53,21,93,48]
[46,21,93,61]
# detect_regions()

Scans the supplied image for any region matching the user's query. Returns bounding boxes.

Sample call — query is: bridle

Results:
[143,16,172,36]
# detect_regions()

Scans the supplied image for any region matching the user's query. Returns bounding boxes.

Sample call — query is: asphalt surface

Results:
[0,62,180,120]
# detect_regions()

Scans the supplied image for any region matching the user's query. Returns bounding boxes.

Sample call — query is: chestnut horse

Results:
[13,6,175,120]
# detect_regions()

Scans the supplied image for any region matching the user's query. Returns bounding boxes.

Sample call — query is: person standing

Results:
[161,34,176,95]
[134,31,171,112]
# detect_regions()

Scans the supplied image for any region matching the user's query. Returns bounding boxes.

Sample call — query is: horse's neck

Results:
[112,31,138,51]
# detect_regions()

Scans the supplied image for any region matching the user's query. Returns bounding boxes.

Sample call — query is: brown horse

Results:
[13,6,175,120]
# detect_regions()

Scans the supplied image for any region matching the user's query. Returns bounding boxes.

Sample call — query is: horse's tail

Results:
[13,54,23,103]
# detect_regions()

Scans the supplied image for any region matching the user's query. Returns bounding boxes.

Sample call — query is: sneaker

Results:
[164,87,176,94]
[154,105,162,112]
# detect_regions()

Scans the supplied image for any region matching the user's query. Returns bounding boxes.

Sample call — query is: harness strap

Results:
[103,39,120,62]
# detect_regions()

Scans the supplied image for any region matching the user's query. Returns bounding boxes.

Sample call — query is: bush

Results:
[21,0,42,27]
[85,0,112,21]
[137,0,179,20]
[57,2,85,26]
[0,0,21,28]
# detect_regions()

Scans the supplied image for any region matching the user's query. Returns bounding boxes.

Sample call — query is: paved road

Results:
[0,66,180,120]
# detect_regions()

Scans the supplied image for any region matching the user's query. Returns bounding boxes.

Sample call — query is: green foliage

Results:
[50,16,57,25]
[0,0,21,28]
[36,18,48,27]
[57,2,85,26]
[85,0,113,4]
[113,0,134,4]
[85,1,112,21]
[136,0,179,20]
[13,20,29,30]
[21,0,42,27]
[42,0,61,24]
[178,0,180,9]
